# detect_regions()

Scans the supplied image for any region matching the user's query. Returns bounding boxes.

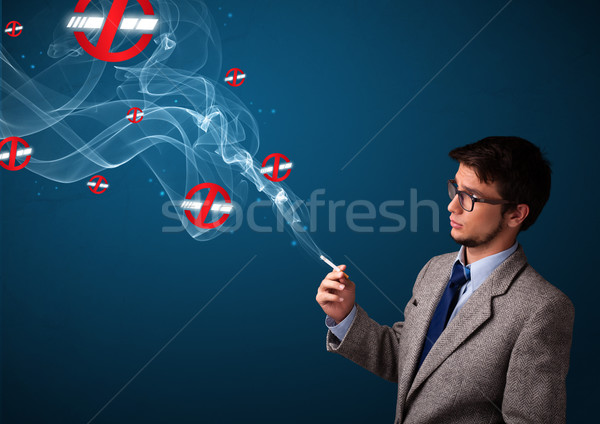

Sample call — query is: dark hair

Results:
[449,136,551,232]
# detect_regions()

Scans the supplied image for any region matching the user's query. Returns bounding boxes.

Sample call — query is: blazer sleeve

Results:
[502,293,575,423]
[325,258,433,383]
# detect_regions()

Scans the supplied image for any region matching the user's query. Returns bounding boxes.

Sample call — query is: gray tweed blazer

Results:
[326,245,575,423]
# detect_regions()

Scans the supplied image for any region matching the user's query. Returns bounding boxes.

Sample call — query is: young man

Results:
[316,136,575,424]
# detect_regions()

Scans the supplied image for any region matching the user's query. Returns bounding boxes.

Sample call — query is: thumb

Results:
[339,264,349,279]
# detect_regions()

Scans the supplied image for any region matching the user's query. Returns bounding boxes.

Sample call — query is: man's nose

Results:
[448,194,462,214]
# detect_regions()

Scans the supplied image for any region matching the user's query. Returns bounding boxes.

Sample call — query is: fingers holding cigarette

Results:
[320,255,349,278]
[316,260,356,324]
[317,272,353,303]
[325,268,347,282]
[320,278,347,292]
[337,264,349,279]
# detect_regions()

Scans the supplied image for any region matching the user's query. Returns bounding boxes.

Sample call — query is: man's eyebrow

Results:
[463,185,485,197]
[455,178,485,197]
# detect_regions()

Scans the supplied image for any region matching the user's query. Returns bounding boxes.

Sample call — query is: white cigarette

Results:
[320,255,341,272]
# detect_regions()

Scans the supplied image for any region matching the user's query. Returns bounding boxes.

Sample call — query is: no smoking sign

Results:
[87,175,109,194]
[224,68,246,87]
[127,107,144,123]
[261,153,293,182]
[183,183,232,229]
[4,21,23,37]
[0,137,32,171]
[71,0,157,62]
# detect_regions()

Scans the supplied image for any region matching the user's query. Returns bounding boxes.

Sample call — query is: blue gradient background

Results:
[1,0,599,422]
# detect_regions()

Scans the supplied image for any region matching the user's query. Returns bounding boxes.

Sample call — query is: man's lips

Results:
[450,218,463,228]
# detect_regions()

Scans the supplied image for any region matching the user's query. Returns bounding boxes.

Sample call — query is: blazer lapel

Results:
[402,245,529,406]
[396,253,455,418]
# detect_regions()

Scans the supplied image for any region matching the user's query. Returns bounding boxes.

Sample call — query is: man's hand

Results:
[316,264,356,324]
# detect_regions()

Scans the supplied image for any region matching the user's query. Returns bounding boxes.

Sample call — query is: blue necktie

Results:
[417,261,470,370]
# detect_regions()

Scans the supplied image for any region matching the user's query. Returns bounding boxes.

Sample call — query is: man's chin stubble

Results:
[449,220,504,248]
[450,232,479,248]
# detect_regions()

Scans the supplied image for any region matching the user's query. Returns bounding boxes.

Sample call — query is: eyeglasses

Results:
[447,179,516,212]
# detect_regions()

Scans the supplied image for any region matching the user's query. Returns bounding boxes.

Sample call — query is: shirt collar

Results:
[455,240,519,289]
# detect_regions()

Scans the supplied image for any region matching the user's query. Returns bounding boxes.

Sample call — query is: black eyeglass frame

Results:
[448,179,517,212]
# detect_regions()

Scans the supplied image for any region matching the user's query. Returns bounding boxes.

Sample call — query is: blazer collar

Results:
[400,245,528,408]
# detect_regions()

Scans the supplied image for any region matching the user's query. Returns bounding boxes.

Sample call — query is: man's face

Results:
[448,164,507,248]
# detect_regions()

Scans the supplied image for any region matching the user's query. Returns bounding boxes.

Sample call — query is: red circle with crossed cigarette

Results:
[88,175,109,194]
[127,107,143,123]
[0,137,31,171]
[73,0,155,62]
[262,153,292,182]
[5,21,23,37]
[184,183,231,229]
[225,68,245,87]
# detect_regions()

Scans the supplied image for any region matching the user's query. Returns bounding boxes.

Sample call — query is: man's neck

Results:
[464,238,517,265]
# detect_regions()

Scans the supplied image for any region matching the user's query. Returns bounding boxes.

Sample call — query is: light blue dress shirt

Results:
[325,241,519,341]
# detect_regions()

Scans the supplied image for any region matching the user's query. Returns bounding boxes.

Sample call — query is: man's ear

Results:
[506,204,529,228]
